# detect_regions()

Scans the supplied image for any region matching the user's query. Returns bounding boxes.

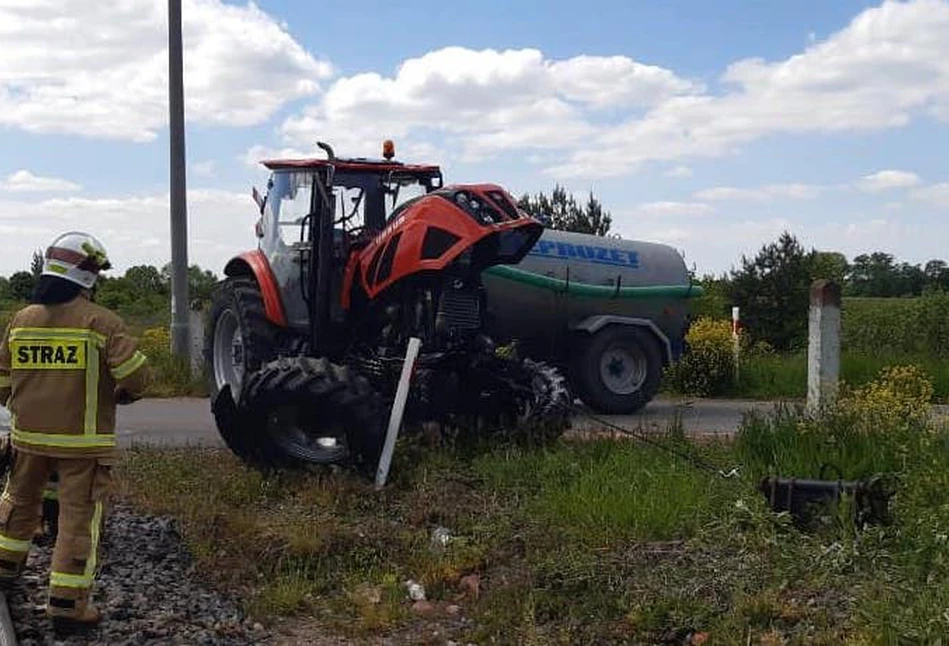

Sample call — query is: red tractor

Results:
[206,141,571,473]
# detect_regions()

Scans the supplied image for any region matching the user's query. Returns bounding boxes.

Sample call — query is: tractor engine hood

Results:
[344,183,543,306]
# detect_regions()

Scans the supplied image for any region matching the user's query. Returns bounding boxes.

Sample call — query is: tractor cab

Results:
[256,141,444,252]
[249,141,446,347]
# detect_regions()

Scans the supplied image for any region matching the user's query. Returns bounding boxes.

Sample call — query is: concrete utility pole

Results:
[168,0,191,359]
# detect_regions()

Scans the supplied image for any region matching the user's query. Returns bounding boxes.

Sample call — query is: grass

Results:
[114,398,949,644]
[727,352,949,402]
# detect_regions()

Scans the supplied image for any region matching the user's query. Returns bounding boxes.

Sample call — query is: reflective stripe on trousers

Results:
[49,500,103,590]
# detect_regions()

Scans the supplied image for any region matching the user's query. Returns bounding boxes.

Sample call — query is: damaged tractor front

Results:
[205,141,572,478]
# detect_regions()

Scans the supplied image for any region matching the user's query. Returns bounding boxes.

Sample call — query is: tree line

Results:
[695,232,949,352]
[0,251,220,322]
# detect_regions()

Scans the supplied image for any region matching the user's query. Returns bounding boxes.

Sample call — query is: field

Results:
[666,291,949,403]
[116,364,949,644]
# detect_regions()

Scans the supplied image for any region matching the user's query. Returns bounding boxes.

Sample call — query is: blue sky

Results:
[1,0,948,277]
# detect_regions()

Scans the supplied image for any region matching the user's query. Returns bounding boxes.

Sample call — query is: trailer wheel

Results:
[573,325,663,414]
[205,276,280,404]
[230,356,387,474]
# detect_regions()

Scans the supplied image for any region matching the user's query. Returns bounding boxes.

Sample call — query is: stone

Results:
[459,574,481,600]
[412,600,436,615]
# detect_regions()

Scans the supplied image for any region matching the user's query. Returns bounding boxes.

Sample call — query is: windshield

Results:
[267,171,313,246]
[267,168,442,232]
[385,179,428,218]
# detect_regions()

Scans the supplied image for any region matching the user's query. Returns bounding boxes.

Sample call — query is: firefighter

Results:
[0,231,149,633]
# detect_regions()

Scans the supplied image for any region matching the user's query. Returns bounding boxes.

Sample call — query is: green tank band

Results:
[484,265,705,299]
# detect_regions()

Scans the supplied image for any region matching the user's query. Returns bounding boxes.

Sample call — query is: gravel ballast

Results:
[5,503,268,645]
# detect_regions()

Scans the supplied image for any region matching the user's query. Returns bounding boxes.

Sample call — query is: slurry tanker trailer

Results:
[483,228,701,414]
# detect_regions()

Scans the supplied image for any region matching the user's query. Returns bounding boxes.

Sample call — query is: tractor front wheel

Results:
[205,275,279,404]
[228,356,388,474]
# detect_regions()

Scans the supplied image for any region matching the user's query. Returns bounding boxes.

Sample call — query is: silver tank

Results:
[482,228,696,356]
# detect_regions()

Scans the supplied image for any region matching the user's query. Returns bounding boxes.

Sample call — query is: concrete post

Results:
[168,0,191,362]
[806,279,841,414]
[188,306,206,378]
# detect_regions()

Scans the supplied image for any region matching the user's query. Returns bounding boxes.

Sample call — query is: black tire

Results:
[204,275,281,404]
[572,325,663,414]
[513,358,573,443]
[228,356,387,474]
[458,357,573,446]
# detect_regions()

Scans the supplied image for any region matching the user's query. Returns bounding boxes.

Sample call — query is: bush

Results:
[138,326,207,397]
[735,364,936,480]
[840,364,934,430]
[664,318,736,396]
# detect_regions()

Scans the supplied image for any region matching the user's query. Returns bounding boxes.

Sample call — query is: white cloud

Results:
[619,216,929,275]
[0,190,258,275]
[546,0,949,176]
[693,183,825,201]
[910,182,949,207]
[1,170,80,192]
[192,161,216,178]
[278,46,698,162]
[665,165,693,178]
[623,201,715,217]
[266,0,949,180]
[856,169,922,192]
[0,0,332,141]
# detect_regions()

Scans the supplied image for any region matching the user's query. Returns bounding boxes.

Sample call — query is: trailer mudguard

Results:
[572,315,674,364]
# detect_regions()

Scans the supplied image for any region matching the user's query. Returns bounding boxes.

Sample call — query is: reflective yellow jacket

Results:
[0,294,149,459]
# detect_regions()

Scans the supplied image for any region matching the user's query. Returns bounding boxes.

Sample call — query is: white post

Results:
[375,337,422,489]
[806,280,841,415]
[731,306,741,379]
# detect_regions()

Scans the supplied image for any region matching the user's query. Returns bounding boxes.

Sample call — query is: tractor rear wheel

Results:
[205,275,280,404]
[227,356,387,473]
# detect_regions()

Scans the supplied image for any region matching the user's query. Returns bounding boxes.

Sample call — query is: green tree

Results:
[125,265,168,295]
[849,252,899,297]
[728,231,816,352]
[924,259,949,291]
[811,251,849,285]
[160,263,220,303]
[188,265,219,302]
[517,184,612,236]
[896,262,925,297]
[9,271,35,301]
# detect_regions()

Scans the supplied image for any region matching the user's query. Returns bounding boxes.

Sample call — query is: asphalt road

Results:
[3,396,787,449]
[2,397,944,448]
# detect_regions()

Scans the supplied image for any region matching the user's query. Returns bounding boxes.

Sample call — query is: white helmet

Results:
[41,231,112,289]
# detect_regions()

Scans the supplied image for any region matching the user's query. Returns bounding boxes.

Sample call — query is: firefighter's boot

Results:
[49,604,102,635]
